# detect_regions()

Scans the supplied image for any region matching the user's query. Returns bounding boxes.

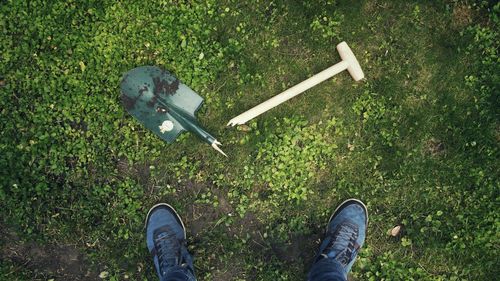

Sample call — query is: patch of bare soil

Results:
[271,232,321,267]
[116,158,152,186]
[169,180,222,237]
[227,212,322,276]
[166,181,324,278]
[424,138,446,156]
[209,264,245,281]
[0,224,99,280]
[362,0,389,15]
[452,4,473,28]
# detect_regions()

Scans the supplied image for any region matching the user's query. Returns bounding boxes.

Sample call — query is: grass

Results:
[1,0,498,280]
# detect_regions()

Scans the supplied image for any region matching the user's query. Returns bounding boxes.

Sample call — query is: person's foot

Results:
[315,199,368,277]
[145,203,194,279]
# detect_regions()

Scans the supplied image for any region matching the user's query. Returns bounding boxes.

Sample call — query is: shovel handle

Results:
[227,60,349,126]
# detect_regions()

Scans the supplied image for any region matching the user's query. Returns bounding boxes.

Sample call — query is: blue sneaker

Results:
[145,203,195,279]
[315,199,368,277]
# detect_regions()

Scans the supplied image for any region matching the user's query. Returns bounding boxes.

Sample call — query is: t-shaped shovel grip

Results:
[337,41,364,81]
[227,41,364,126]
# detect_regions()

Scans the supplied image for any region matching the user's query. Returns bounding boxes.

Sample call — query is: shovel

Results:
[120,66,226,157]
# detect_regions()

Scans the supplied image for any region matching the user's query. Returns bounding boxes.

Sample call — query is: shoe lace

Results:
[154,228,183,276]
[322,221,359,266]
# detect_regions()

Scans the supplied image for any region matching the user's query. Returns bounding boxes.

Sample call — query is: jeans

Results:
[308,257,346,281]
[160,265,196,281]
[160,257,345,281]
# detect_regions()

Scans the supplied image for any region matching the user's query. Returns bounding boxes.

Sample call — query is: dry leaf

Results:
[347,143,355,151]
[237,124,252,132]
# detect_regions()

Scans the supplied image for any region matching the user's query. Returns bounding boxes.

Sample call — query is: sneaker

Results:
[145,203,193,278]
[316,199,368,276]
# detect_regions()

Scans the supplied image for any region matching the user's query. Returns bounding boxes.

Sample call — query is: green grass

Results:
[1,0,498,280]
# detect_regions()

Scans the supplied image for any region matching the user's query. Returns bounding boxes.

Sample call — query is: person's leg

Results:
[308,199,368,281]
[308,258,346,281]
[159,267,194,281]
[145,203,197,281]
[160,264,195,281]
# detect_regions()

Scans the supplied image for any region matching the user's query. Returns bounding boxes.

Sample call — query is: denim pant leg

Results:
[308,258,346,281]
[160,265,196,281]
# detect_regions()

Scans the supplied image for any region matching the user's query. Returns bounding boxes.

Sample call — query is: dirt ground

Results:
[1,223,99,280]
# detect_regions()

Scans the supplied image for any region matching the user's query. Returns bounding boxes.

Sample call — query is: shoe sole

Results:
[145,203,187,239]
[325,198,368,233]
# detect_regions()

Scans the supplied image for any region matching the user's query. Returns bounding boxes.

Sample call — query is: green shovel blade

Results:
[120,66,226,156]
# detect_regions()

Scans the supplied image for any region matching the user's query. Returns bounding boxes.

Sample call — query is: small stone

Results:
[389,225,402,237]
